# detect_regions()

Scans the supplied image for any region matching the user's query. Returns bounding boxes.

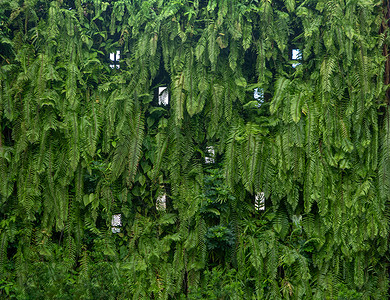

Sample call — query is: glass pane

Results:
[156,194,167,211]
[255,192,265,211]
[111,214,122,233]
[111,227,121,233]
[292,49,301,60]
[111,214,122,227]
[254,88,264,107]
[292,49,301,68]
[158,87,169,106]
[205,146,215,164]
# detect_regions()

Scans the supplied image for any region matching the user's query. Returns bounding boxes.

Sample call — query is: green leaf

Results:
[205,208,220,216]
[83,193,94,206]
[270,77,290,114]
[291,91,304,123]
[235,77,247,88]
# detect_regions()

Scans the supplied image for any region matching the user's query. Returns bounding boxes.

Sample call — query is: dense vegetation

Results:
[0,0,389,298]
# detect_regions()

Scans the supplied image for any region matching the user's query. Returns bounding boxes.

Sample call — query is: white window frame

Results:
[158,86,169,106]
[291,49,302,68]
[111,214,122,233]
[110,50,120,69]
[255,192,265,211]
[156,193,167,211]
[205,146,215,164]
[254,88,264,107]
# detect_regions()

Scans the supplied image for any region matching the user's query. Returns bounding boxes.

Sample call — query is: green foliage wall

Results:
[0,0,389,298]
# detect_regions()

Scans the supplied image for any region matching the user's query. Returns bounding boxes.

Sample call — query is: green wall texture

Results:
[0,0,389,298]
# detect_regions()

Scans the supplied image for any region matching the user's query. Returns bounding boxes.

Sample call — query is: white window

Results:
[205,146,215,164]
[158,86,169,106]
[111,214,122,233]
[292,49,302,68]
[110,50,120,69]
[254,88,264,107]
[255,192,265,211]
[156,194,167,211]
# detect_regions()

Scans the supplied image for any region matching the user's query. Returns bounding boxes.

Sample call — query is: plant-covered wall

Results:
[0,0,389,299]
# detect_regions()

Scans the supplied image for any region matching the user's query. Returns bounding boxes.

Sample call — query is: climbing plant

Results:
[0,0,389,299]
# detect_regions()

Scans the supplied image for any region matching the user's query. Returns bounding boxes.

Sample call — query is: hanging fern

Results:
[0,0,389,299]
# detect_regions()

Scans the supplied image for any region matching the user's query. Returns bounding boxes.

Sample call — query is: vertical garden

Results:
[0,0,389,299]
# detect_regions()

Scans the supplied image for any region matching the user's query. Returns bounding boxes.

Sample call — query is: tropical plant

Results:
[0,0,389,299]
